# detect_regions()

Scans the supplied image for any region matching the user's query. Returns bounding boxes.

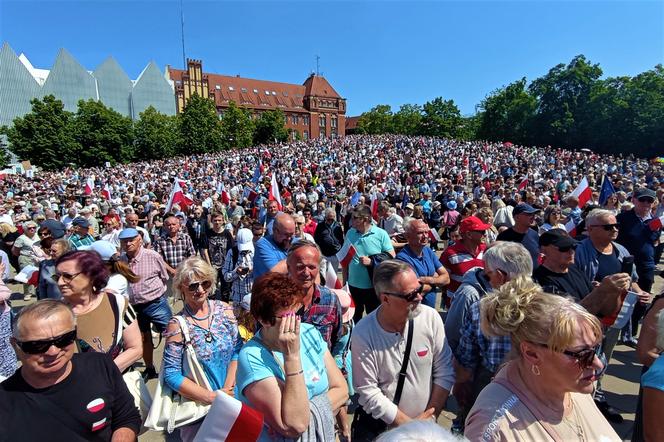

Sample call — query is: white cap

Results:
[236,228,254,252]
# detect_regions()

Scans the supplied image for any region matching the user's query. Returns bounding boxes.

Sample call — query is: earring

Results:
[531,365,541,376]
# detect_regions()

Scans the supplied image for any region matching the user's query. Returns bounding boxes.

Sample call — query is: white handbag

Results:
[122,370,152,434]
[144,315,212,433]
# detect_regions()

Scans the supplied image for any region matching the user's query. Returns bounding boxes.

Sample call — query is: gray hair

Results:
[403,217,425,233]
[287,239,321,263]
[172,257,217,300]
[354,204,372,219]
[657,310,664,351]
[324,207,336,218]
[373,260,414,296]
[13,299,76,340]
[375,420,462,442]
[484,241,533,280]
[585,208,615,226]
[22,220,37,230]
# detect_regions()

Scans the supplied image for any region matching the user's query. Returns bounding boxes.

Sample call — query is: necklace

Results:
[185,300,214,342]
[560,398,584,440]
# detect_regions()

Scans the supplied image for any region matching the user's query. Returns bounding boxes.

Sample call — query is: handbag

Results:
[351,318,414,441]
[123,369,153,432]
[145,315,213,433]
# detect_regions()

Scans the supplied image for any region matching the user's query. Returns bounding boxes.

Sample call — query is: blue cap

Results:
[86,240,118,261]
[513,203,540,215]
[118,228,140,240]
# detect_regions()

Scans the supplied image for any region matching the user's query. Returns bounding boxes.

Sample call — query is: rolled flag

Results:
[269,172,283,210]
[15,265,39,287]
[336,241,357,268]
[193,391,263,442]
[84,176,95,195]
[569,176,591,208]
[324,260,342,290]
[598,176,616,206]
[649,215,664,232]
[101,183,112,201]
[165,179,193,213]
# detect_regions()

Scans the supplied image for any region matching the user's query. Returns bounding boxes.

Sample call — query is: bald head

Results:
[273,213,295,250]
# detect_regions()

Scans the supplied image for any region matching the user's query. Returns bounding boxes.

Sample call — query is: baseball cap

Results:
[81,240,118,261]
[72,217,90,228]
[634,188,656,200]
[236,228,254,252]
[118,228,140,240]
[513,203,540,216]
[459,216,492,234]
[539,228,578,248]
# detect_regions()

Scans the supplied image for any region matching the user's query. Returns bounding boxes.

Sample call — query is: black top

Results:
[0,352,141,442]
[496,227,540,268]
[533,265,593,302]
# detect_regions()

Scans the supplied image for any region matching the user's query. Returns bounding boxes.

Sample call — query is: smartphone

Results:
[621,256,634,276]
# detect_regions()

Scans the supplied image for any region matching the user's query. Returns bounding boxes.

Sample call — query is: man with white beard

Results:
[350,260,454,440]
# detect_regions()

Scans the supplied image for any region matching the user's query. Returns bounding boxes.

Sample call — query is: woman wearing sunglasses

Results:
[162,257,242,441]
[464,278,620,441]
[54,250,142,373]
[12,220,40,301]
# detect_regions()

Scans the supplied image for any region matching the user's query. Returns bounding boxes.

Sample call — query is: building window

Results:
[303,115,310,126]
[283,91,289,97]
[303,131,308,139]
[319,114,326,127]
[215,85,221,90]
[228,86,234,91]
[253,89,258,93]
[293,115,299,125]
[271,91,277,95]
[265,90,270,95]
[331,115,337,128]
[241,87,247,92]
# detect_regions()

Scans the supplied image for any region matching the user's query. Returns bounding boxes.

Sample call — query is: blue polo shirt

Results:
[253,235,287,279]
[396,245,443,298]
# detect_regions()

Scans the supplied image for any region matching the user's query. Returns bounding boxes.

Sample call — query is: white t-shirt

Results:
[105,274,131,298]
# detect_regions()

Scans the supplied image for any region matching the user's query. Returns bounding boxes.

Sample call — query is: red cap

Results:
[459,216,492,234]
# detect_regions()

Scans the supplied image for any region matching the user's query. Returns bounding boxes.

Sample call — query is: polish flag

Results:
[84,176,95,195]
[101,183,112,201]
[217,182,230,205]
[370,192,379,221]
[429,228,441,243]
[517,177,529,190]
[15,265,39,287]
[165,179,193,213]
[324,260,342,290]
[649,215,664,232]
[336,241,357,268]
[564,217,578,237]
[569,176,592,208]
[269,172,282,210]
[193,391,263,442]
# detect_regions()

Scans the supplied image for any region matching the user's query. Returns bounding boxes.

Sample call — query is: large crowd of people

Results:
[0,134,663,441]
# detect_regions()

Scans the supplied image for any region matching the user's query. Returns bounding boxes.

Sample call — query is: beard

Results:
[407,303,422,320]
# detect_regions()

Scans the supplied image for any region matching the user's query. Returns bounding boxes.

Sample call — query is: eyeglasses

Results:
[383,284,424,302]
[52,271,82,283]
[562,345,600,369]
[15,329,77,354]
[592,223,620,231]
[187,280,212,292]
[556,244,578,253]
[27,227,37,230]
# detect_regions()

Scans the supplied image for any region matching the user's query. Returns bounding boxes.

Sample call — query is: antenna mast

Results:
[180,0,186,69]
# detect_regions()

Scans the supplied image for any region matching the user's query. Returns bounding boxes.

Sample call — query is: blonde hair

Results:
[172,257,217,300]
[480,277,602,355]
[0,222,17,237]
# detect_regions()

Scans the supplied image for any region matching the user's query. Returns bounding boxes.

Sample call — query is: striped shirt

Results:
[440,242,485,298]
[154,232,195,269]
[122,247,169,305]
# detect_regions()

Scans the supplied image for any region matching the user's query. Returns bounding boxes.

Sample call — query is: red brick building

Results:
[168,59,346,139]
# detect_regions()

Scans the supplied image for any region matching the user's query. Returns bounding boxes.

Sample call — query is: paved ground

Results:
[7,274,662,441]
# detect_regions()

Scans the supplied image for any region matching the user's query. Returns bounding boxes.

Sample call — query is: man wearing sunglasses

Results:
[351,260,454,438]
[0,300,141,441]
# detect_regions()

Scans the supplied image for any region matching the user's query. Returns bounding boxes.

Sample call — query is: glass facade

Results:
[0,43,41,127]
[131,62,177,118]
[42,48,98,112]
[94,57,132,117]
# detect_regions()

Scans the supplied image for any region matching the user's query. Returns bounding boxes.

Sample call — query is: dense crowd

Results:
[0,134,664,442]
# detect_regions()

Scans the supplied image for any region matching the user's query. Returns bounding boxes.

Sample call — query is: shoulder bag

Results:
[145,315,213,433]
[351,318,414,441]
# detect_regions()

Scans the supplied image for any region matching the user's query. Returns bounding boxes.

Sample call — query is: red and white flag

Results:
[193,391,263,442]
[649,215,664,232]
[429,228,441,243]
[370,192,379,221]
[101,183,112,200]
[336,241,357,268]
[517,177,529,190]
[564,217,578,237]
[324,260,342,290]
[165,179,193,213]
[569,176,592,208]
[84,176,95,195]
[15,265,39,287]
[269,172,283,210]
[217,182,230,205]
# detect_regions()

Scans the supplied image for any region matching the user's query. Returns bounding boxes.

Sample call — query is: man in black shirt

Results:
[205,212,234,300]
[496,203,541,269]
[0,300,141,442]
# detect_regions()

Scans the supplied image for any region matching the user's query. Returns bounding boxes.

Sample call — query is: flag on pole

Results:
[402,188,410,210]
[216,182,230,205]
[370,192,379,221]
[192,391,263,442]
[598,176,616,206]
[165,179,193,213]
[336,241,357,268]
[84,176,95,195]
[569,176,592,208]
[251,160,263,184]
[649,215,664,232]
[101,183,112,201]
[269,173,282,210]
[324,260,343,290]
[429,228,441,243]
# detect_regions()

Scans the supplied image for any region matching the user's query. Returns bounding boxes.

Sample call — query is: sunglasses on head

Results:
[384,283,424,302]
[15,329,77,354]
[187,280,212,292]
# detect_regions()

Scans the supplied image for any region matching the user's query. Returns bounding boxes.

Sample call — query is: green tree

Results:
[529,55,602,148]
[420,97,463,138]
[476,78,537,143]
[392,104,423,135]
[254,109,288,145]
[70,99,135,167]
[356,105,394,134]
[220,101,254,149]
[622,65,664,158]
[0,133,10,168]
[179,94,224,154]
[134,106,180,161]
[3,95,78,170]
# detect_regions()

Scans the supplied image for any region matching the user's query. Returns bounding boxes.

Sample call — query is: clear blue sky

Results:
[1,1,663,116]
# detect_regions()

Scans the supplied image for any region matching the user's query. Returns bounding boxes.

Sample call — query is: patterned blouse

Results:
[163,300,242,392]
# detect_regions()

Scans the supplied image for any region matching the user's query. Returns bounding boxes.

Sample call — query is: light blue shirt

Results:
[345,225,394,289]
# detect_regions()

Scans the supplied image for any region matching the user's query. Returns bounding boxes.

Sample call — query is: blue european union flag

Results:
[598,176,615,206]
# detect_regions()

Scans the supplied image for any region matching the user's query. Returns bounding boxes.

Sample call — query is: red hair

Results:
[251,273,303,326]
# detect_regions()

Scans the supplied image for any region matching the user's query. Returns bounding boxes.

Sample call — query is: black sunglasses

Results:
[52,271,82,283]
[556,244,578,253]
[384,284,424,302]
[638,197,655,204]
[15,329,77,354]
[594,223,620,231]
[187,280,212,292]
[562,344,600,369]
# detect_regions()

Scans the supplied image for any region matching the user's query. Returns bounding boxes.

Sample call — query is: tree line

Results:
[356,55,663,158]
[0,94,289,170]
